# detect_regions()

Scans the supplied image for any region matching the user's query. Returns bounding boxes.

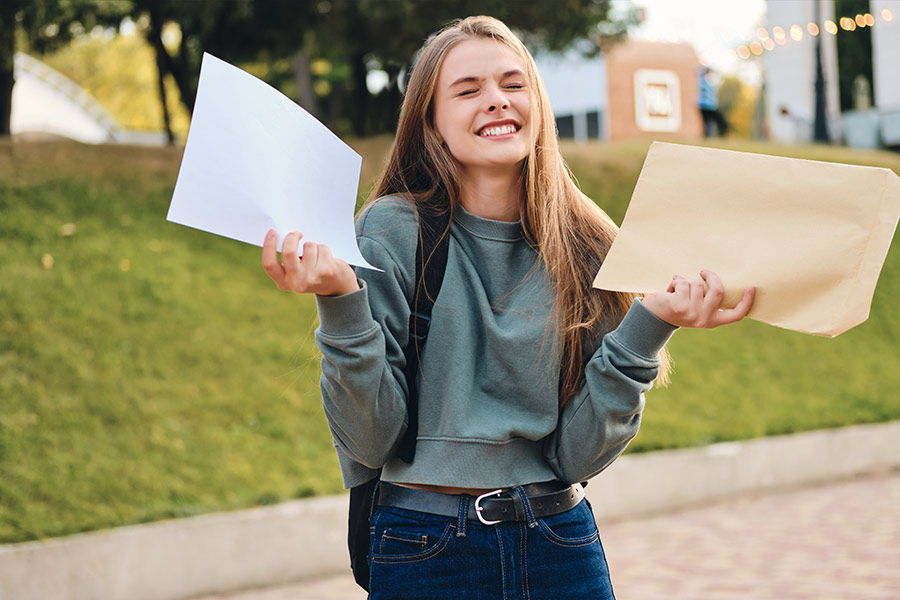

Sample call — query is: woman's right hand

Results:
[641,270,754,329]
[262,229,360,296]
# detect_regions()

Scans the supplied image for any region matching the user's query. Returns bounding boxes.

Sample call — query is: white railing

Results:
[14,52,124,141]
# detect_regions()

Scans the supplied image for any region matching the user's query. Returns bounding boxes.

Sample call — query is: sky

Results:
[619,0,768,84]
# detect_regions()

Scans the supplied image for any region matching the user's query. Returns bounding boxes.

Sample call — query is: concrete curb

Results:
[2,421,899,600]
[584,420,900,521]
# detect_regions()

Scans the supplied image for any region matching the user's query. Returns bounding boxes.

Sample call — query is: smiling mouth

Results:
[478,124,519,137]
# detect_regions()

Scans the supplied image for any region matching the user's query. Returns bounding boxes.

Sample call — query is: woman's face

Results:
[432,38,534,175]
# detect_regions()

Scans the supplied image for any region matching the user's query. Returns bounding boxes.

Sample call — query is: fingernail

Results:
[266,229,275,239]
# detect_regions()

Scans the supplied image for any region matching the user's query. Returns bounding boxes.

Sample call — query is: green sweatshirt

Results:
[315,196,676,489]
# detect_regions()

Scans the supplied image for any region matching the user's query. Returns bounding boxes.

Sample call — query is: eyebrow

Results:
[449,69,525,87]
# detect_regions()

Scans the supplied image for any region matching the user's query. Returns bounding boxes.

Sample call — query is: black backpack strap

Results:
[395,206,451,464]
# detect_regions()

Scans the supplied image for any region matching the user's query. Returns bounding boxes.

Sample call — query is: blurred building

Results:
[535,47,608,141]
[11,52,165,145]
[535,40,704,142]
[606,41,704,141]
[764,0,900,147]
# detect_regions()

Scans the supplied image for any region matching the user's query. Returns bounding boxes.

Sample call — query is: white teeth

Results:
[479,124,517,137]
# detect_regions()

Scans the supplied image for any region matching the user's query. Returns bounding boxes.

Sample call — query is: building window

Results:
[556,115,575,138]
[633,69,682,132]
[587,111,601,139]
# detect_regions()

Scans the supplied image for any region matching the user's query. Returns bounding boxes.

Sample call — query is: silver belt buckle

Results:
[474,489,504,525]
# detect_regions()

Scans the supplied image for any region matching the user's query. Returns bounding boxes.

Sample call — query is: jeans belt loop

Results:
[512,485,538,527]
[456,494,468,537]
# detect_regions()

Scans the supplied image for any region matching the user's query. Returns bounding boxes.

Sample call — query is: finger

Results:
[672,277,692,299]
[262,229,285,283]
[713,286,756,326]
[699,270,725,313]
[317,243,334,268]
[689,277,705,306]
[282,231,303,273]
[666,275,681,293]
[302,241,319,271]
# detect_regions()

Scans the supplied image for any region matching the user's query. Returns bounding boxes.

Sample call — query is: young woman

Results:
[262,16,754,599]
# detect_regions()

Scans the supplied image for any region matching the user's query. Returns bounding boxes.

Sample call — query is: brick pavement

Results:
[197,471,900,600]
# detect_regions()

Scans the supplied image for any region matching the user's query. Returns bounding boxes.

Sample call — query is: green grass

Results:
[1,138,898,544]
[0,142,337,543]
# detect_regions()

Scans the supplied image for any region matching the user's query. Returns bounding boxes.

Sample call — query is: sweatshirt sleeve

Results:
[543,299,677,483]
[314,201,417,487]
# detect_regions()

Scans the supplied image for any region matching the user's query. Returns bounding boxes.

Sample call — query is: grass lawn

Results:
[1,137,898,544]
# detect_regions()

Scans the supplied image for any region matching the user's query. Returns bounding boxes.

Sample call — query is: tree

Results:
[3,0,638,139]
[130,0,317,115]
[126,0,639,137]
[1,0,316,138]
[307,0,638,136]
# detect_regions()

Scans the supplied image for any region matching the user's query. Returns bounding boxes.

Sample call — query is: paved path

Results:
[196,471,900,600]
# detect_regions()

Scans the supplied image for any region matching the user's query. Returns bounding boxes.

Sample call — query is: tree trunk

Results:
[293,49,319,118]
[145,6,196,117]
[147,10,175,144]
[383,65,404,133]
[169,34,196,115]
[152,41,175,145]
[350,52,369,137]
[0,68,13,137]
[326,82,344,135]
[0,3,16,137]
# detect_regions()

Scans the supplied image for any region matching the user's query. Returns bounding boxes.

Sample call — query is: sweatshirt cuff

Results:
[610,299,678,358]
[315,280,375,336]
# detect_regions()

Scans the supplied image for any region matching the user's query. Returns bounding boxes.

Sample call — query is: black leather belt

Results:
[376,481,585,525]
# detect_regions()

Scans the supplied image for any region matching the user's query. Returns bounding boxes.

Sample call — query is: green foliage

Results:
[302,0,639,135]
[717,76,760,138]
[41,31,190,136]
[4,0,128,55]
[1,138,898,544]
[5,0,640,137]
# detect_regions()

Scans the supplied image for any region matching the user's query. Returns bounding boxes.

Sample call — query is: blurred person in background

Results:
[699,65,728,137]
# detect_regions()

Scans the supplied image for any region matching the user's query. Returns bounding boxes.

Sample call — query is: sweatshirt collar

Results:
[454,204,524,242]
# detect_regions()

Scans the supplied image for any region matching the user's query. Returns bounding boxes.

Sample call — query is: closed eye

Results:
[458,89,478,97]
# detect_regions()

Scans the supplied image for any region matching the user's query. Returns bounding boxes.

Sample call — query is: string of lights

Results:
[736,8,894,59]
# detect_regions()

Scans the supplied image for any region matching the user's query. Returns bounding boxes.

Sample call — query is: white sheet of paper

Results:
[166,53,378,271]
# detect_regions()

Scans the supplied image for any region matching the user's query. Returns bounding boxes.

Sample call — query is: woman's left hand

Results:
[641,270,755,329]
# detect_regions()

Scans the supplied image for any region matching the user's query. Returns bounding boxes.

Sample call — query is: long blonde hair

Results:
[366,16,670,405]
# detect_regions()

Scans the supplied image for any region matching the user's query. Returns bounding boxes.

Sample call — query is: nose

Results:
[486,85,509,113]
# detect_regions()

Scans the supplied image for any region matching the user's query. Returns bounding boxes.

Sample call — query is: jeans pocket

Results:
[370,507,456,564]
[535,499,600,547]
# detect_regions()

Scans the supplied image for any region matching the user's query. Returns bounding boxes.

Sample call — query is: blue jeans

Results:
[367,488,615,599]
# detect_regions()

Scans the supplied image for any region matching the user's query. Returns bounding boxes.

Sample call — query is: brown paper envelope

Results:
[593,142,900,337]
